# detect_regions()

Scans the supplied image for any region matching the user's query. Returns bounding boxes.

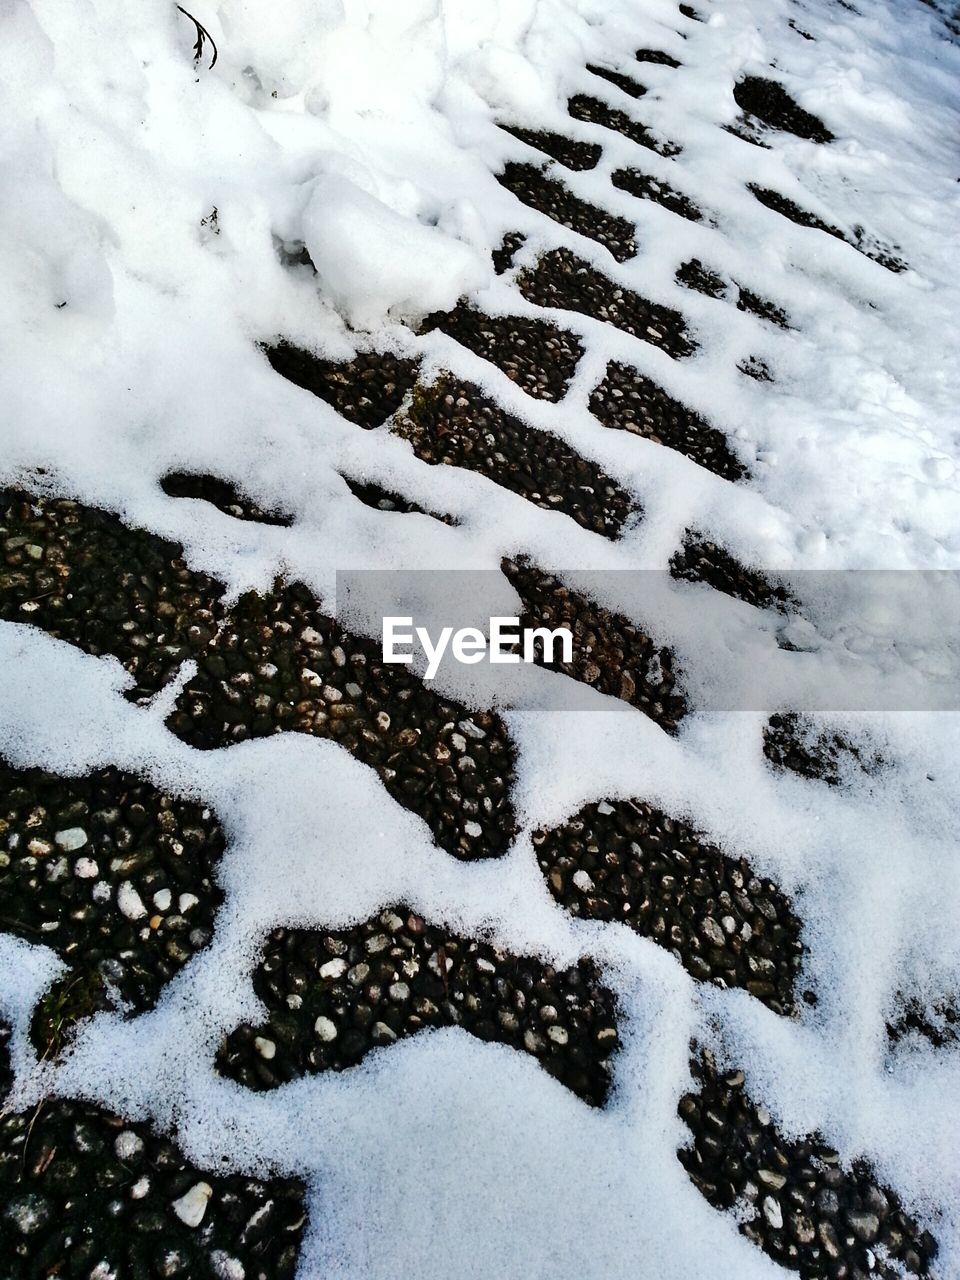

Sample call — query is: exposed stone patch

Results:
[420,303,584,402]
[678,1049,939,1277]
[341,476,456,524]
[0,489,225,702]
[218,907,620,1107]
[166,581,517,860]
[262,343,420,429]
[763,713,883,786]
[535,802,803,1012]
[636,47,682,66]
[748,185,907,273]
[499,123,602,171]
[567,94,682,157]
[670,536,795,611]
[502,559,687,731]
[517,247,697,358]
[589,362,747,481]
[493,231,527,274]
[160,473,293,526]
[611,169,705,223]
[497,161,639,262]
[733,76,835,143]
[675,259,790,328]
[586,64,647,99]
[0,759,225,1056]
[394,375,637,539]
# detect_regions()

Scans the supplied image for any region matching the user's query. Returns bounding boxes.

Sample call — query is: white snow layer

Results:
[0,0,959,1277]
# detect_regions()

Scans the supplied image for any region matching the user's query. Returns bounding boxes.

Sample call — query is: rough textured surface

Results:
[611,169,705,223]
[763,713,882,786]
[678,1050,939,1277]
[518,247,697,358]
[733,75,835,143]
[535,801,803,1013]
[886,995,959,1049]
[636,47,681,66]
[0,759,225,1056]
[502,558,687,730]
[589,362,747,480]
[341,475,456,524]
[160,473,293,526]
[420,303,584,402]
[218,908,620,1107]
[676,260,790,328]
[586,64,647,98]
[394,375,637,538]
[748,185,908,273]
[671,537,794,611]
[262,342,420,429]
[0,489,225,703]
[165,581,517,860]
[0,1055,307,1280]
[567,93,682,156]
[499,123,602,171]
[497,161,638,262]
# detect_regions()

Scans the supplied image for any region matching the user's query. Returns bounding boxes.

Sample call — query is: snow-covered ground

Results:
[1,0,959,1276]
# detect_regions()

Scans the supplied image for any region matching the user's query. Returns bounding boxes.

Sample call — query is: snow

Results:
[1,0,959,1276]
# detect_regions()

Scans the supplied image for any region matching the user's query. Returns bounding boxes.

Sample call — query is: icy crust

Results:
[218,907,619,1107]
[0,1024,307,1280]
[0,759,225,1056]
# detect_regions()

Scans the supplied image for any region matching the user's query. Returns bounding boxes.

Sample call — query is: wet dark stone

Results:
[499,123,602,171]
[748,185,908,274]
[676,260,790,328]
[671,537,794,611]
[493,231,527,275]
[497,161,638,262]
[887,995,959,1050]
[394,375,637,539]
[737,287,790,329]
[0,1081,306,1280]
[536,801,803,1013]
[567,94,682,157]
[763,713,882,786]
[611,168,705,223]
[676,259,727,298]
[502,559,687,732]
[0,489,225,702]
[636,47,682,66]
[217,908,620,1107]
[589,362,747,481]
[517,247,697,358]
[166,581,517,860]
[679,4,704,18]
[262,342,420,429]
[679,1049,938,1276]
[733,76,834,143]
[739,355,774,383]
[341,476,456,524]
[0,759,225,1056]
[586,64,647,98]
[160,473,293,526]
[420,303,584,402]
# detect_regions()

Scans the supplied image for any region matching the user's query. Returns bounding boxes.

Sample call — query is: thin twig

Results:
[176,5,218,70]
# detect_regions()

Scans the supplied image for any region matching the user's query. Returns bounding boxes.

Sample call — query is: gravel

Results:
[635,47,681,67]
[0,759,225,1055]
[517,247,697,358]
[419,302,585,402]
[763,713,883,786]
[566,94,682,157]
[534,799,804,1014]
[394,375,637,538]
[498,123,602,171]
[0,489,224,703]
[0,1027,307,1280]
[886,995,959,1050]
[678,1049,938,1277]
[585,64,648,99]
[159,473,293,526]
[611,169,705,223]
[341,475,456,523]
[164,581,517,860]
[262,342,420,428]
[589,360,747,481]
[670,536,795,612]
[502,559,687,732]
[748,185,907,274]
[497,161,638,262]
[676,259,790,329]
[217,907,620,1107]
[492,231,527,275]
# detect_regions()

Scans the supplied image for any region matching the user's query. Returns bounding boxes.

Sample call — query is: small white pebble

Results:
[178,893,199,913]
[547,1025,569,1045]
[74,857,99,879]
[114,1131,144,1160]
[254,1036,276,1060]
[211,1252,246,1280]
[153,889,172,912]
[117,881,147,921]
[171,1181,213,1228]
[572,869,594,893]
[130,1176,151,1199]
[91,881,112,903]
[55,827,87,851]
[319,958,347,980]
[314,1016,338,1041]
[463,821,483,839]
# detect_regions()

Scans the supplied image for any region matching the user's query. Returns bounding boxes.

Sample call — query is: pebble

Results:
[171,1181,213,1228]
[54,827,88,851]
[314,1016,338,1041]
[74,857,99,878]
[117,881,147,921]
